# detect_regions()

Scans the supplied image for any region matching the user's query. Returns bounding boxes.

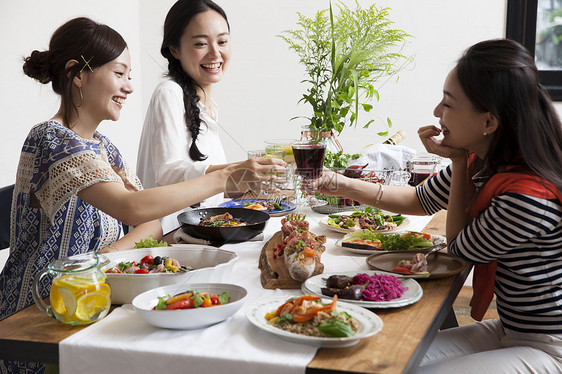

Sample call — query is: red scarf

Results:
[468,159,562,320]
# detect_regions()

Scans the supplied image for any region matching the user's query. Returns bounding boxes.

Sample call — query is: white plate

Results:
[301,271,422,308]
[319,214,411,234]
[246,296,383,348]
[132,283,247,330]
[336,234,446,255]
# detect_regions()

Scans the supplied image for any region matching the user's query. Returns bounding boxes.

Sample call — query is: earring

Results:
[76,87,83,108]
[483,131,487,136]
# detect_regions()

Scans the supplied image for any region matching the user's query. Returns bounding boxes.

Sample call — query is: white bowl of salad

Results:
[102,245,238,304]
[132,283,247,329]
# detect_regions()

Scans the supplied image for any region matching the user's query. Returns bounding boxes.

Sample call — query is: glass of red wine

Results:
[291,139,328,206]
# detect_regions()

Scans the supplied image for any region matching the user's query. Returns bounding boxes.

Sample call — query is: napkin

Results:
[351,144,416,170]
[173,229,264,245]
[59,301,317,374]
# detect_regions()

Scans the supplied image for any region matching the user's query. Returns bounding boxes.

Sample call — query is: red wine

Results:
[408,172,431,186]
[292,144,326,179]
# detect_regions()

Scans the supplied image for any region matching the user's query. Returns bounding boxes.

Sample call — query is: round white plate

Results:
[301,270,422,308]
[336,234,446,255]
[246,296,383,348]
[319,214,411,234]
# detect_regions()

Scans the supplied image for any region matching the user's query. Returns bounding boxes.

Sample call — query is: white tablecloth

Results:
[59,206,433,374]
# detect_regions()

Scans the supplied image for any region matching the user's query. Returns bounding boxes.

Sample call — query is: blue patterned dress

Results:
[0,120,142,373]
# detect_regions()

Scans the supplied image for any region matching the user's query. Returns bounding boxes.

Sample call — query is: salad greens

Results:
[134,235,168,248]
[343,229,434,251]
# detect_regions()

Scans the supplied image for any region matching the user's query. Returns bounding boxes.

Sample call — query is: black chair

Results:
[0,184,14,250]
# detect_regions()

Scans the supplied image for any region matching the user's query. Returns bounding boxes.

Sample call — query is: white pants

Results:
[416,319,562,374]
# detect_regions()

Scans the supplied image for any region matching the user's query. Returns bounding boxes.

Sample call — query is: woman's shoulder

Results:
[153,79,183,96]
[26,120,81,145]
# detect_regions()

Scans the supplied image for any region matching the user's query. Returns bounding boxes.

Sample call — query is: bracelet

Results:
[108,244,119,252]
[373,183,384,205]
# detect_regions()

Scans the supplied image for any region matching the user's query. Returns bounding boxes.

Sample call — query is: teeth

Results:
[202,63,221,69]
[113,97,124,104]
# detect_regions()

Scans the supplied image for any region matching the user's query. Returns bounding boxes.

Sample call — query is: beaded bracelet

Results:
[373,183,384,205]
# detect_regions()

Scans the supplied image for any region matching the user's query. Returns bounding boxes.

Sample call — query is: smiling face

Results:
[79,48,133,124]
[433,67,496,158]
[171,9,231,94]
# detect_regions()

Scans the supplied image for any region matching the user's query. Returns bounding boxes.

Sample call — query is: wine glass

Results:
[291,139,328,206]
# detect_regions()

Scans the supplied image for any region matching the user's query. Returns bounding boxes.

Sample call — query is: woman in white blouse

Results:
[137,0,271,236]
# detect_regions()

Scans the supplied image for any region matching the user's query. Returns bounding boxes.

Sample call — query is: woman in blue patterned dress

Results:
[0,17,284,374]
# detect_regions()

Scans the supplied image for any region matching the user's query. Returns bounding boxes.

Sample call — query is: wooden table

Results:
[0,210,470,373]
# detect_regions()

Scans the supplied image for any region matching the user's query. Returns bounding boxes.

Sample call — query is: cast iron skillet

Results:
[177,207,270,244]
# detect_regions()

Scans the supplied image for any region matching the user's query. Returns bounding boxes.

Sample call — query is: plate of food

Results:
[177,207,269,244]
[366,250,467,279]
[132,283,247,329]
[319,207,411,234]
[219,199,296,217]
[301,271,422,308]
[246,294,383,348]
[336,229,445,255]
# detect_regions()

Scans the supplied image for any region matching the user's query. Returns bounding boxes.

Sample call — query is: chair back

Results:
[0,184,14,250]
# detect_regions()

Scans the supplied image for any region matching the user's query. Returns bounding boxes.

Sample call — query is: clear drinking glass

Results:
[265,138,297,190]
[291,138,328,206]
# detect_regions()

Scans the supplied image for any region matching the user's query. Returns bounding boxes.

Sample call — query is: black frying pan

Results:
[177,207,270,244]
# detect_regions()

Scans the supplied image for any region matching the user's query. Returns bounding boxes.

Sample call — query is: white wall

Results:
[1,0,536,189]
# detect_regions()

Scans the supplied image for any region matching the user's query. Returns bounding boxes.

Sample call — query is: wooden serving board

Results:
[258,231,325,289]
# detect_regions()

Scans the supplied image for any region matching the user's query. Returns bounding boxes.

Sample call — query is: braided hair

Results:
[160,0,229,161]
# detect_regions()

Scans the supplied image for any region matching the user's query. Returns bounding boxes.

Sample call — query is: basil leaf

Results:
[155,295,170,310]
[218,291,230,305]
[317,319,354,337]
[194,295,204,307]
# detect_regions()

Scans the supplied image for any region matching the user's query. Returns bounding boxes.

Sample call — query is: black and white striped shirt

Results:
[417,165,562,333]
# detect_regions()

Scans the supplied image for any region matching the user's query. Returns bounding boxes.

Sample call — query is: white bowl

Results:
[103,245,238,304]
[132,283,247,329]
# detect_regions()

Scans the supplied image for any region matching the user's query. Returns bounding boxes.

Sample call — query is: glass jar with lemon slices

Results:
[32,252,111,325]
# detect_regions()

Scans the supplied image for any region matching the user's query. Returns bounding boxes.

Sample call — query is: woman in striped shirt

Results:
[315,39,562,373]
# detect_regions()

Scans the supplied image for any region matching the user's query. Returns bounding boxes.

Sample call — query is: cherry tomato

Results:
[210,294,219,305]
[134,268,149,274]
[202,297,213,307]
[140,255,154,265]
[391,266,411,274]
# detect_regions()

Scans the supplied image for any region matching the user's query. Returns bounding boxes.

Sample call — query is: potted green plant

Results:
[278,1,412,138]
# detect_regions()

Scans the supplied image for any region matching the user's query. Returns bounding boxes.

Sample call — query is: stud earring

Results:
[483,131,487,136]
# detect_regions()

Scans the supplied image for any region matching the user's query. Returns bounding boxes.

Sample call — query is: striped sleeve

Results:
[415,165,451,214]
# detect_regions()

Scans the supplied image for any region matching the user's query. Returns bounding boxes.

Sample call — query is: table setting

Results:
[0,137,467,374]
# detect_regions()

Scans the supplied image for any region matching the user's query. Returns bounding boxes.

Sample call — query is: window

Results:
[507,0,562,100]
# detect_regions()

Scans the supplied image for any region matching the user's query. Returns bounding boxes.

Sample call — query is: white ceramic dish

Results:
[132,283,247,330]
[301,270,423,308]
[336,233,446,255]
[246,296,383,348]
[319,214,411,234]
[103,245,238,304]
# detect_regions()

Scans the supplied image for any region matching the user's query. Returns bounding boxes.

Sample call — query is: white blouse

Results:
[137,79,227,235]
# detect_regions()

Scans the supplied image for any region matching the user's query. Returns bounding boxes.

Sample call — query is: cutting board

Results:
[258,231,326,289]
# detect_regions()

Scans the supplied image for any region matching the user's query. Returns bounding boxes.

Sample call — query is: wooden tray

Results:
[259,231,326,289]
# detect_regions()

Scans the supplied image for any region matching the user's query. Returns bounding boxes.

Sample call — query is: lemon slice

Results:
[50,286,77,318]
[75,291,111,322]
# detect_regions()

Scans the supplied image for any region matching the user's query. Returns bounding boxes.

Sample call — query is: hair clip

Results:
[80,55,93,73]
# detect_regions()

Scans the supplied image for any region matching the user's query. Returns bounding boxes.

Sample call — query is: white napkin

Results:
[59,298,317,374]
[352,143,416,170]
[173,229,264,245]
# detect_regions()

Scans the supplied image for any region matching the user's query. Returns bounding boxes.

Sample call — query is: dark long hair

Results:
[161,0,229,161]
[456,38,562,192]
[23,17,127,128]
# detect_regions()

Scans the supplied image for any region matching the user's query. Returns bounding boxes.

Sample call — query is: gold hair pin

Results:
[80,55,93,72]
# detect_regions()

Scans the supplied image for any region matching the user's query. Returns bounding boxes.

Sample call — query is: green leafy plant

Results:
[278,1,412,136]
